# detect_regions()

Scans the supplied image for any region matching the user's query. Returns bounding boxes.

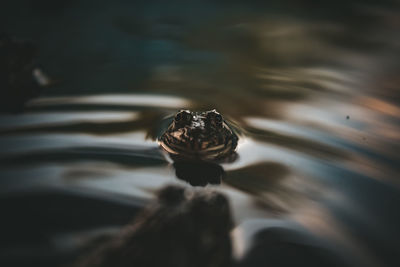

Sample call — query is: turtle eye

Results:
[206,110,223,127]
[215,114,222,123]
[174,110,192,124]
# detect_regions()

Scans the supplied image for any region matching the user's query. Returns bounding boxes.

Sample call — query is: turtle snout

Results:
[191,127,203,137]
[189,128,206,150]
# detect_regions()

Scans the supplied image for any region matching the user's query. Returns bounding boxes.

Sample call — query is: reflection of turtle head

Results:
[173,161,225,186]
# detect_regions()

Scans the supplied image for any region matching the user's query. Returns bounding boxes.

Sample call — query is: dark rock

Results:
[72,185,233,267]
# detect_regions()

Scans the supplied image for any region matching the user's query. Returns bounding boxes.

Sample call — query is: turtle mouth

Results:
[158,137,236,160]
[158,119,239,160]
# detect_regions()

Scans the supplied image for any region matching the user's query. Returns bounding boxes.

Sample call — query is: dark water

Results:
[1,1,400,266]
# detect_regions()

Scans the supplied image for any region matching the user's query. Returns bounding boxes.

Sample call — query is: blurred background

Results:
[0,0,399,266]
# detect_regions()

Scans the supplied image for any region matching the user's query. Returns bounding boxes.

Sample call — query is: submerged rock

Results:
[72,185,233,267]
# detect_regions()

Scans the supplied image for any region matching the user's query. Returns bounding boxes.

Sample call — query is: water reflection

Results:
[225,162,318,214]
[173,161,224,186]
[1,1,400,266]
[0,111,140,129]
[0,145,165,168]
[27,94,191,109]
[0,111,163,136]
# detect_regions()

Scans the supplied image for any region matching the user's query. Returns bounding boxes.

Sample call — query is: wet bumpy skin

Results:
[158,109,238,161]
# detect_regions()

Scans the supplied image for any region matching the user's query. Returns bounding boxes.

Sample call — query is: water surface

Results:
[1,1,399,267]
